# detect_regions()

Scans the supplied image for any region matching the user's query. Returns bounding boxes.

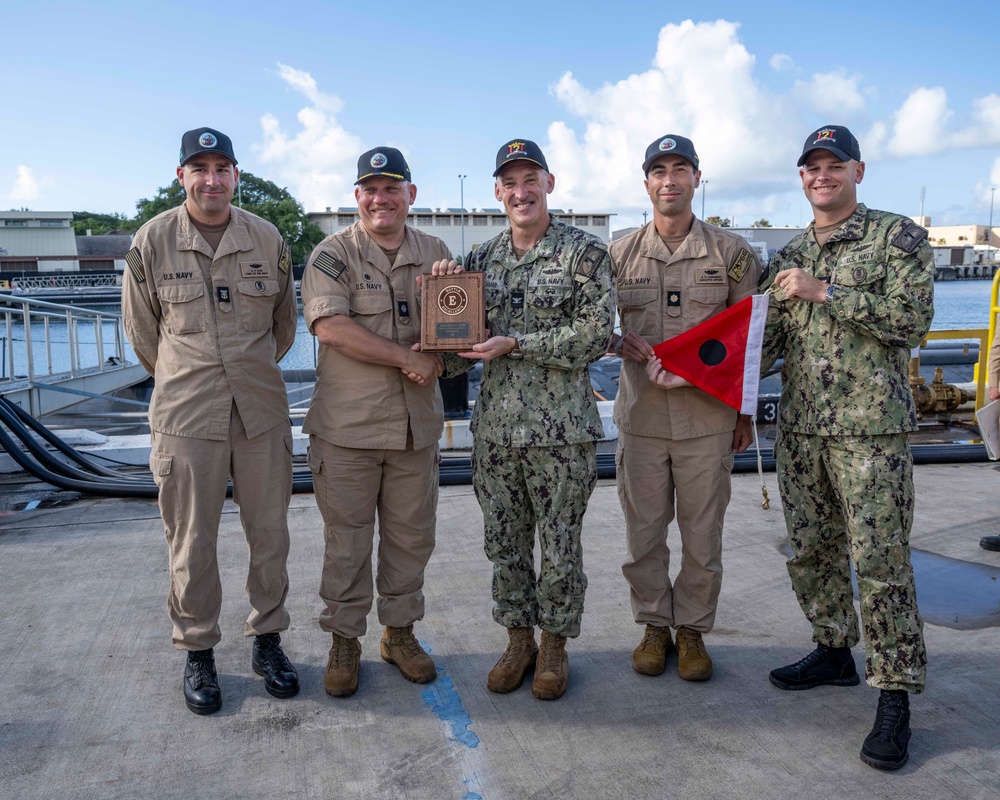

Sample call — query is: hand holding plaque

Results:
[421,271,485,352]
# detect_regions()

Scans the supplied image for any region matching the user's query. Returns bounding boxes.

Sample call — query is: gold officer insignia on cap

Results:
[125,248,145,284]
[728,248,753,282]
[313,251,348,281]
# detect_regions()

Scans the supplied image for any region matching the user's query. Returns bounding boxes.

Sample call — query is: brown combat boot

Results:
[532,630,569,700]
[675,626,713,681]
[324,634,361,697]
[380,625,437,683]
[632,624,674,676]
[487,627,538,693]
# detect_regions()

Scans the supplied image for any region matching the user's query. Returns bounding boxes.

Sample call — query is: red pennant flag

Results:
[652,294,769,414]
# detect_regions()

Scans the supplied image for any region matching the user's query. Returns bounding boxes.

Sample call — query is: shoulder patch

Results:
[728,247,754,282]
[891,221,928,254]
[278,242,290,274]
[574,245,606,284]
[125,247,145,284]
[312,251,348,282]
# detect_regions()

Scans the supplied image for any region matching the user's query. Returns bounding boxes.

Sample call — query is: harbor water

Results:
[2,280,996,379]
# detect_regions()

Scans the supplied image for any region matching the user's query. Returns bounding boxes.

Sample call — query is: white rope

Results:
[752,416,770,510]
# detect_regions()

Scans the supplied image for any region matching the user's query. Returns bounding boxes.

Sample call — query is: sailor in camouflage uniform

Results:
[456,139,614,701]
[761,125,933,771]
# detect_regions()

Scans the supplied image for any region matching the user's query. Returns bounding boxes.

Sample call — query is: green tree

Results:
[705,215,731,227]
[133,179,186,226]
[72,211,133,236]
[131,172,323,265]
[752,218,772,228]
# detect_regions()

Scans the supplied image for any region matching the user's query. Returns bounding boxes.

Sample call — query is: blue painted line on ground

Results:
[420,674,480,748]
[418,639,480,749]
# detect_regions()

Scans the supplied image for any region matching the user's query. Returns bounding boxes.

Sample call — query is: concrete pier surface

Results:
[1,462,998,800]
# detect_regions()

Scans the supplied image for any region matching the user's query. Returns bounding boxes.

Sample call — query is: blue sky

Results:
[3,0,998,233]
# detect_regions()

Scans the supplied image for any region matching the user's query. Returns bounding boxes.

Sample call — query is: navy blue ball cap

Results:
[179,127,237,166]
[493,139,548,177]
[642,135,699,174]
[797,125,861,166]
[356,147,411,184]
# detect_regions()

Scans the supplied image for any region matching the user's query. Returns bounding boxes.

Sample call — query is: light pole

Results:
[701,179,708,219]
[458,174,467,262]
[642,211,648,226]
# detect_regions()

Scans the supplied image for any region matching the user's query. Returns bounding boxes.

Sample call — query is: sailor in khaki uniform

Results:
[300,147,459,697]
[122,127,299,715]
[609,135,760,682]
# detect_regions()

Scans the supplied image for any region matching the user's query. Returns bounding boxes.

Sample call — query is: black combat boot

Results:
[184,649,222,715]
[252,632,300,699]
[860,689,911,770]
[769,643,860,690]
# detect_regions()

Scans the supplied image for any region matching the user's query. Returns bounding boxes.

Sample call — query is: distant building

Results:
[919,222,998,250]
[0,211,78,271]
[308,207,614,259]
[0,211,128,276]
[610,222,804,265]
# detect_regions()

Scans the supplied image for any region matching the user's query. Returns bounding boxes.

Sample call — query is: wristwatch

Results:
[509,337,523,360]
[825,284,835,306]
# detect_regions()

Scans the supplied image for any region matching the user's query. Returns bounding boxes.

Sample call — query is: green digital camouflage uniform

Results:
[468,216,615,638]
[760,204,933,692]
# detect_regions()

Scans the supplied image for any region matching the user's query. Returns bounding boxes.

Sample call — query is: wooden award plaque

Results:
[421,272,485,352]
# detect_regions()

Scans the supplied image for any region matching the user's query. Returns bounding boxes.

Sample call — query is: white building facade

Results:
[308,207,614,259]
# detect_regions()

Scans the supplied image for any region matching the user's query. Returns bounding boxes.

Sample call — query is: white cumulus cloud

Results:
[7,165,46,204]
[254,63,363,212]
[543,20,801,216]
[769,53,795,72]
[792,69,866,116]
[540,21,1000,224]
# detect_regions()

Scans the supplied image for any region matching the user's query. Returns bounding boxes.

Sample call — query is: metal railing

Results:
[0,293,130,388]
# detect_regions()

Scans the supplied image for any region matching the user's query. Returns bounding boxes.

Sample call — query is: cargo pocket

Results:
[149,452,173,476]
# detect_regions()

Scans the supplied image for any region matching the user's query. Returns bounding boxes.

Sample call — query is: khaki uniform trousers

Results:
[617,430,734,632]
[308,434,438,639]
[150,404,292,651]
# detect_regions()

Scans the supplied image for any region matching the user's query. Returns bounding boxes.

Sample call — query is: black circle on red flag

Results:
[699,339,726,366]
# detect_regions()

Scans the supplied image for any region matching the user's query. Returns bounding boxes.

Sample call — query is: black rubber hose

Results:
[0,398,151,484]
[1,396,149,481]
[0,421,160,497]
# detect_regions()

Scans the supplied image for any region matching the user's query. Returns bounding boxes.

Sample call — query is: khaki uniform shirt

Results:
[301,222,452,451]
[467,217,615,448]
[611,220,761,441]
[760,204,934,435]
[122,204,296,441]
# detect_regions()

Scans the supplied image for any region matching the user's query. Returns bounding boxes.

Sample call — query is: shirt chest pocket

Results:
[685,286,730,326]
[157,282,206,335]
[350,291,393,333]
[527,284,573,330]
[237,280,281,332]
[618,287,658,336]
[833,255,886,291]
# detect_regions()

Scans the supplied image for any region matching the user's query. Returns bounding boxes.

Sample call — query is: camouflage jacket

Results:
[760,204,934,435]
[467,217,615,447]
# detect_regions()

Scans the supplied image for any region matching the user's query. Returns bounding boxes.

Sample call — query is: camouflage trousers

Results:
[472,439,597,638]
[775,430,926,692]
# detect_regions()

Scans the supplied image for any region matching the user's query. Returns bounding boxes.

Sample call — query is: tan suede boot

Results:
[487,627,538,693]
[532,630,568,700]
[380,625,436,683]
[676,626,713,681]
[324,634,361,697]
[632,624,674,676]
